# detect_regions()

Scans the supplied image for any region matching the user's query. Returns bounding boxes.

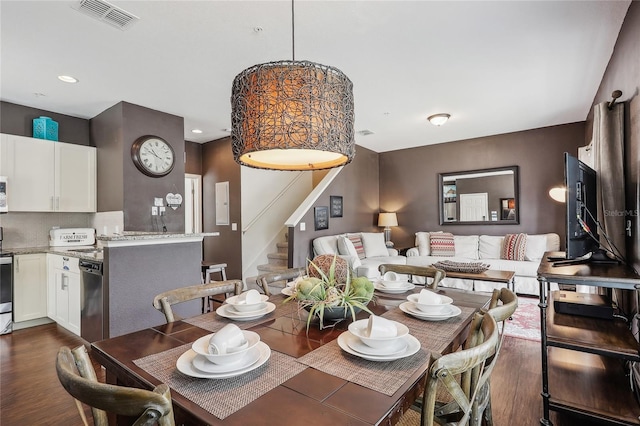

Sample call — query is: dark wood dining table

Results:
[91,287,491,426]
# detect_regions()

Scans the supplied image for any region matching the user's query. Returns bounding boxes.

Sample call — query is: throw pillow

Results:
[361,232,389,258]
[525,234,547,261]
[501,233,527,261]
[415,232,431,256]
[346,233,366,259]
[337,236,358,258]
[430,232,455,257]
[479,235,504,260]
[454,235,479,259]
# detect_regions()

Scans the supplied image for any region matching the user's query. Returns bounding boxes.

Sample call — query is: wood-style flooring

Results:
[1,323,598,425]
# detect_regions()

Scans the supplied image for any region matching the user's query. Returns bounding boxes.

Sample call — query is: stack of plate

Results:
[399,293,461,321]
[374,280,415,294]
[337,319,420,361]
[216,294,276,321]
[176,330,271,379]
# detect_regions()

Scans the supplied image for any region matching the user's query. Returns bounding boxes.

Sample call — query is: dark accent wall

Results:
[91,102,186,232]
[290,145,380,267]
[202,137,242,279]
[587,1,640,272]
[185,141,203,175]
[379,122,586,249]
[0,101,90,145]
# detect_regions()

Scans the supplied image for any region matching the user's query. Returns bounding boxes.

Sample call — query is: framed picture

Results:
[330,196,343,217]
[314,206,329,230]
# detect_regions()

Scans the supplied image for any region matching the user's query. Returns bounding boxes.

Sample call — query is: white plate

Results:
[374,282,415,294]
[216,302,276,321]
[192,345,262,373]
[176,342,271,379]
[338,332,420,361]
[399,302,462,321]
[346,334,408,356]
[281,287,294,297]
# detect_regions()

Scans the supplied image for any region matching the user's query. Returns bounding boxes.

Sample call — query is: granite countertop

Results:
[8,245,103,262]
[96,231,218,242]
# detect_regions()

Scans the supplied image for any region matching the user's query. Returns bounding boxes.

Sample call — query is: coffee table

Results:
[441,269,515,292]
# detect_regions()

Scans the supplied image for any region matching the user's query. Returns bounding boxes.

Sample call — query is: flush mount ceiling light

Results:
[58,75,79,83]
[427,113,450,126]
[191,129,203,134]
[231,1,355,171]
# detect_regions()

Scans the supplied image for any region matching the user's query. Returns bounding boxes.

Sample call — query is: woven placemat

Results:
[184,296,298,332]
[133,343,307,420]
[297,306,475,396]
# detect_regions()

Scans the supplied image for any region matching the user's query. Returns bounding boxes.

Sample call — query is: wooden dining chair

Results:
[395,312,500,426]
[56,345,175,426]
[378,264,446,290]
[153,280,243,323]
[255,267,307,296]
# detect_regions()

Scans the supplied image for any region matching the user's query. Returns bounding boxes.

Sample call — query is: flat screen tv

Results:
[564,152,599,260]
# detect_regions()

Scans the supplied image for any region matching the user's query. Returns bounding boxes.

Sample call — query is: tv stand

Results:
[551,249,619,267]
[538,252,640,425]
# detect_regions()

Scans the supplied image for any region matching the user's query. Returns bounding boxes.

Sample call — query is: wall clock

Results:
[131,135,175,177]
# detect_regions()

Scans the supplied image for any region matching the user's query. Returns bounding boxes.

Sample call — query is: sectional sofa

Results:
[405,232,561,296]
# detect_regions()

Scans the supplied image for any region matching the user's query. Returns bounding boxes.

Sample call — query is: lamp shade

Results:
[378,212,398,227]
[548,186,566,203]
[231,60,355,171]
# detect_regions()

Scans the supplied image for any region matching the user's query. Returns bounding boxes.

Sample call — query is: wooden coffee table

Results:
[443,269,516,292]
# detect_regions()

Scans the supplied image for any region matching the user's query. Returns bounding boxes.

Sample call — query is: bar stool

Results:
[201,261,229,313]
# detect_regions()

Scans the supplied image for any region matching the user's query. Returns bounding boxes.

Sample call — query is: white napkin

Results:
[418,289,442,304]
[383,271,400,282]
[238,289,260,304]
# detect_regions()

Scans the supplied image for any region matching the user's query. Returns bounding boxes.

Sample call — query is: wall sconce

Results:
[427,113,451,126]
[548,186,566,203]
[378,212,398,247]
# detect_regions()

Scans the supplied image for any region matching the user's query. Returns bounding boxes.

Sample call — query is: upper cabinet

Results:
[0,134,96,212]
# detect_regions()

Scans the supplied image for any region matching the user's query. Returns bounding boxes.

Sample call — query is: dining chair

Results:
[153,280,243,323]
[56,345,175,426]
[395,312,500,426]
[473,287,518,426]
[255,267,307,296]
[378,264,446,290]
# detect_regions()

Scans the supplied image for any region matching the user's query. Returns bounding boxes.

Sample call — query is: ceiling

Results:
[0,1,631,153]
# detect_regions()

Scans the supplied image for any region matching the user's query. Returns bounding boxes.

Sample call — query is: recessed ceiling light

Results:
[191,129,203,134]
[58,75,79,83]
[427,113,450,126]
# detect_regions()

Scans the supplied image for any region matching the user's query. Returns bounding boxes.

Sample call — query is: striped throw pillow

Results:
[501,233,527,260]
[347,233,366,259]
[430,232,455,257]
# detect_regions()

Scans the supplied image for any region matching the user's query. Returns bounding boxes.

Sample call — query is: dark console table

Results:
[537,252,640,425]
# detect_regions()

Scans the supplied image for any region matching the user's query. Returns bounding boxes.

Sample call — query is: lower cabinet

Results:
[47,254,81,336]
[13,254,48,323]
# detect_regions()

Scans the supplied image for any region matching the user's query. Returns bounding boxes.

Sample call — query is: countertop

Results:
[8,246,103,262]
[97,231,218,247]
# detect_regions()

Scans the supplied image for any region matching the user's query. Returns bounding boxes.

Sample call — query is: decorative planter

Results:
[33,116,58,141]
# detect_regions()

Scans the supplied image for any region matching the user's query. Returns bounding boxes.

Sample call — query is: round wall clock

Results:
[131,135,175,177]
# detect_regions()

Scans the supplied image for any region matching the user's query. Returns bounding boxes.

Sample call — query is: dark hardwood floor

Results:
[1,323,596,425]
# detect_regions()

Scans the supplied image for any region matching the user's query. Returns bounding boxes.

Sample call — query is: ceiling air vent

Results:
[74,0,139,30]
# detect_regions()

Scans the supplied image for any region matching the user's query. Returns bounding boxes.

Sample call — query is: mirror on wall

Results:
[438,166,519,225]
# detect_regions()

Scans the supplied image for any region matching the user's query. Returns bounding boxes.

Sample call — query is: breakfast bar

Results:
[91,288,491,425]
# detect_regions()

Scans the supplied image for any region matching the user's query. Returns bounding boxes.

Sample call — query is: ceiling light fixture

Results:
[231,0,355,171]
[191,129,203,134]
[427,113,450,126]
[58,75,79,83]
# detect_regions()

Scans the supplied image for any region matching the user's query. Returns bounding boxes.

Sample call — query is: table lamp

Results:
[378,213,398,248]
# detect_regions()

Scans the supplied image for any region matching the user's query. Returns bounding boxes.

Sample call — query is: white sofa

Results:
[313,232,407,279]
[405,232,560,296]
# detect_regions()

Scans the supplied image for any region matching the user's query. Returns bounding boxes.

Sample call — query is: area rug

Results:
[503,296,540,342]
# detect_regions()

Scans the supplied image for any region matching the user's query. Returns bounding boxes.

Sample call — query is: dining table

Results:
[91,286,492,426]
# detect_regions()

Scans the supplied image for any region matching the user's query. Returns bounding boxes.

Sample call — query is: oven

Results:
[0,253,13,334]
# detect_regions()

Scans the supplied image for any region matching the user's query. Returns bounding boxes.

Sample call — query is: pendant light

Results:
[231,1,355,171]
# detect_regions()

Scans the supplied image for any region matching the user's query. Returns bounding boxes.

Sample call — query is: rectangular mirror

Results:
[439,166,519,225]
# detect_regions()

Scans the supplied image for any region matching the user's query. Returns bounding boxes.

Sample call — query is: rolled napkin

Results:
[237,289,261,304]
[418,289,442,305]
[383,271,400,282]
[366,314,397,338]
[208,323,248,354]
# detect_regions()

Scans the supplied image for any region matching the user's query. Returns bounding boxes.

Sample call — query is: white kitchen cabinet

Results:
[13,254,48,323]
[47,254,81,336]
[0,134,96,212]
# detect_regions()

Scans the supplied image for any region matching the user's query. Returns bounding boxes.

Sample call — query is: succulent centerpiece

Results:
[284,254,374,330]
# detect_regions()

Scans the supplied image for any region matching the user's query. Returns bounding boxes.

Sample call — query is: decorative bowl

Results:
[192,330,260,365]
[304,304,362,321]
[348,318,409,349]
[407,293,453,314]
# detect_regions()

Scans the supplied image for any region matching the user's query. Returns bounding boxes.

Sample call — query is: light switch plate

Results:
[232,223,237,231]
[300,222,306,231]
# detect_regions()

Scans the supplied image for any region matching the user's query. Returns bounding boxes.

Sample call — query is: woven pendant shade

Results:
[231,60,355,171]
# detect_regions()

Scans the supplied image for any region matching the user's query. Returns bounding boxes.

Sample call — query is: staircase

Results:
[256,241,289,275]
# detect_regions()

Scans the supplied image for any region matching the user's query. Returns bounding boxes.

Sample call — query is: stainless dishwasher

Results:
[79,259,104,342]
